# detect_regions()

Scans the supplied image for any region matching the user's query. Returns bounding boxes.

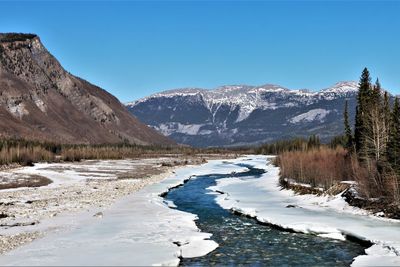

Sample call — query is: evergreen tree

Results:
[354,105,361,149]
[307,135,320,149]
[354,67,372,158]
[383,91,391,144]
[344,100,353,151]
[388,98,400,172]
[371,78,382,103]
[329,135,347,149]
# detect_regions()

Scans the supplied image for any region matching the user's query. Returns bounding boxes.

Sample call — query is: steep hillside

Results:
[0,33,174,145]
[127,82,359,147]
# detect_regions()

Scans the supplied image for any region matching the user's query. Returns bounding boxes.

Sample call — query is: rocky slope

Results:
[127,82,359,147]
[0,33,174,145]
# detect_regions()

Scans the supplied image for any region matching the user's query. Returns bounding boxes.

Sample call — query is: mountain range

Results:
[0,33,173,145]
[1,33,386,149]
[126,82,359,147]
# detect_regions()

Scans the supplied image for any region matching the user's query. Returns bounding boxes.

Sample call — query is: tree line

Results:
[344,67,400,201]
[0,138,241,166]
[255,135,321,155]
[258,68,400,207]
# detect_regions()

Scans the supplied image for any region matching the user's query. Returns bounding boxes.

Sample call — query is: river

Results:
[1,156,398,266]
[166,165,366,266]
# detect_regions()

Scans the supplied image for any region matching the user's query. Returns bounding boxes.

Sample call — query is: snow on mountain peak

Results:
[127,81,359,106]
[126,81,360,122]
[321,81,358,94]
[125,88,206,106]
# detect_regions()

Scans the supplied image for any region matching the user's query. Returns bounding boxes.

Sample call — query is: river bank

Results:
[209,155,400,266]
[0,155,244,266]
[280,178,400,220]
[0,154,234,257]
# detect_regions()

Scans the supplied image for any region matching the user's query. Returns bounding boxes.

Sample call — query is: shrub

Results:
[276,146,400,202]
[277,147,349,189]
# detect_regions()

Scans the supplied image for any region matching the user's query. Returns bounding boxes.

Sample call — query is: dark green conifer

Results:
[383,91,391,143]
[354,67,372,157]
[344,100,353,151]
[371,78,382,103]
[388,98,400,172]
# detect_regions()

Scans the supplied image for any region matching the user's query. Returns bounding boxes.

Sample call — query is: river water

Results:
[165,165,366,266]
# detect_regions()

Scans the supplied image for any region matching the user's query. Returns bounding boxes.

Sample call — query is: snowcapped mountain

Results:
[126,81,359,147]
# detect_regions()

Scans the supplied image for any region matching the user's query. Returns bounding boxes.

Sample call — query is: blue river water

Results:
[165,165,366,266]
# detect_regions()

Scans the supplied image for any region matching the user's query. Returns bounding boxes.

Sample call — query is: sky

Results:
[0,1,399,102]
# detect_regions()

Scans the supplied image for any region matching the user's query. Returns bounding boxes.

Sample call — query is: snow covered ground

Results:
[3,155,399,266]
[209,155,400,266]
[0,159,247,266]
[6,159,160,187]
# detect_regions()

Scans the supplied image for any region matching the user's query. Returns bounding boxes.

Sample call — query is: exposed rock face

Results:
[0,33,174,145]
[127,82,360,147]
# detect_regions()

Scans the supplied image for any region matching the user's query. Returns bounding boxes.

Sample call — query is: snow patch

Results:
[34,98,46,112]
[289,108,331,124]
[352,244,400,266]
[321,81,359,94]
[155,123,205,136]
[198,129,213,135]
[5,160,145,188]
[7,101,29,119]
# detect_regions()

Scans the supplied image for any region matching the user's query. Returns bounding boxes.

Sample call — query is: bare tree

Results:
[363,104,389,162]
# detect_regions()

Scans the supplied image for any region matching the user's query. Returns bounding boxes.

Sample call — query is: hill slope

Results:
[0,33,174,145]
[127,82,359,147]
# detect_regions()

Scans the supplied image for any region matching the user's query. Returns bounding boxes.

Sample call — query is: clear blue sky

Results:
[1,1,399,102]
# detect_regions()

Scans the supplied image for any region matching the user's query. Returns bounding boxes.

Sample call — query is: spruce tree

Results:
[344,100,353,151]
[388,98,400,172]
[383,91,391,143]
[354,105,361,150]
[354,67,372,158]
[372,78,382,103]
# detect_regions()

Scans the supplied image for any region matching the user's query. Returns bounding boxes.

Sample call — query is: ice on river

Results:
[209,155,400,266]
[0,159,248,266]
[3,155,399,266]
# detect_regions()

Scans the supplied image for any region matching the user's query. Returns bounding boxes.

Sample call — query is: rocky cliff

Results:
[0,33,174,145]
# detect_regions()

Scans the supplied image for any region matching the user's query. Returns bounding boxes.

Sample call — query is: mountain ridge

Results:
[127,81,359,105]
[0,33,174,145]
[126,81,360,147]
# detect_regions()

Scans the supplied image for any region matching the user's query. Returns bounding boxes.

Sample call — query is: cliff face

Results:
[0,33,174,145]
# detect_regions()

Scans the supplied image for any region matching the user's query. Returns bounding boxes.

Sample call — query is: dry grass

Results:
[277,147,349,189]
[350,157,400,200]
[276,146,400,202]
[0,146,54,166]
[0,139,243,167]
